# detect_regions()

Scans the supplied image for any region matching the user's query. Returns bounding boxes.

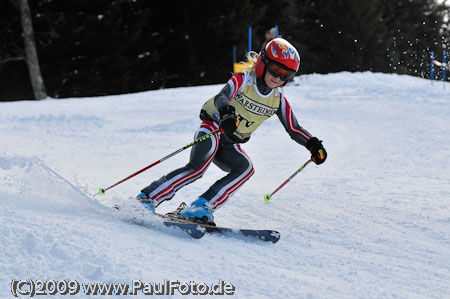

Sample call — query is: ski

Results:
[205,226,280,243]
[113,202,280,243]
[162,221,205,239]
[112,204,205,239]
[160,212,281,244]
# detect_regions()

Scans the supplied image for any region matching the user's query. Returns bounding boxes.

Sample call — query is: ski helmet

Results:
[255,38,300,80]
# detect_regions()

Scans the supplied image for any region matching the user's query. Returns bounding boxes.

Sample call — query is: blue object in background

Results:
[443,51,446,87]
[430,50,434,85]
[248,26,252,52]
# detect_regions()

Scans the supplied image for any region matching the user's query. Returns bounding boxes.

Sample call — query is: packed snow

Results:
[1,72,449,298]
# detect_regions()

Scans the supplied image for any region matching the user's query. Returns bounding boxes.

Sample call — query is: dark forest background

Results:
[1,0,449,101]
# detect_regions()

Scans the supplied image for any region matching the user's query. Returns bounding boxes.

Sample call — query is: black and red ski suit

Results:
[142,71,312,211]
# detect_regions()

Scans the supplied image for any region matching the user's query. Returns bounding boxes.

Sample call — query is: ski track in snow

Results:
[1,72,449,298]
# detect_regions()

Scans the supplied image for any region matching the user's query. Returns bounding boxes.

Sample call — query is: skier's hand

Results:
[306,137,327,165]
[218,105,238,134]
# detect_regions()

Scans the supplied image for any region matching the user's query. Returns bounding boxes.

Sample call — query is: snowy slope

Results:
[1,72,449,298]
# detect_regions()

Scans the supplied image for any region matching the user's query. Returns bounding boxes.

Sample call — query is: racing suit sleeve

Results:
[213,73,245,110]
[276,96,312,147]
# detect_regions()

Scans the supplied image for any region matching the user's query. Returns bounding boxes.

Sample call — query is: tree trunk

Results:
[17,0,47,100]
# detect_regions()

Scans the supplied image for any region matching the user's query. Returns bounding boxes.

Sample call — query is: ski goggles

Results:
[266,62,296,81]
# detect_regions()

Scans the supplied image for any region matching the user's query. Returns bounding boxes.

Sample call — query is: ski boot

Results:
[136,192,155,213]
[179,197,215,225]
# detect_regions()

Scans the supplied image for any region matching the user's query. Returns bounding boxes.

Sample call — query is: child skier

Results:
[137,38,327,225]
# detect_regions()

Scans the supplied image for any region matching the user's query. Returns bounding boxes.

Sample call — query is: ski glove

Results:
[306,137,327,165]
[218,105,238,134]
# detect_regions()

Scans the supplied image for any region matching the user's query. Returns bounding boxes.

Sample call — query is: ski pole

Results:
[264,159,312,202]
[97,129,221,196]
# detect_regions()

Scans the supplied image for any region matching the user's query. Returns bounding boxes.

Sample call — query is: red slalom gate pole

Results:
[97,129,221,196]
[264,159,312,202]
